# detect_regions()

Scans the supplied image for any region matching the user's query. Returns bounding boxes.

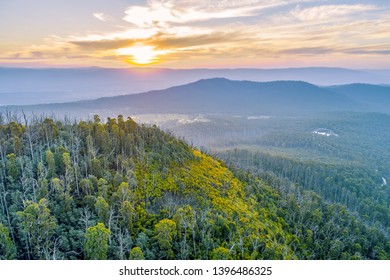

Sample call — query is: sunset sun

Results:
[116,44,161,65]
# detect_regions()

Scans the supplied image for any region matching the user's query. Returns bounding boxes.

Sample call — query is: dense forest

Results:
[1,114,389,260]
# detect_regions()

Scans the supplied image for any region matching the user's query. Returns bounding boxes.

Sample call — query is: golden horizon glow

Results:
[116,44,166,65]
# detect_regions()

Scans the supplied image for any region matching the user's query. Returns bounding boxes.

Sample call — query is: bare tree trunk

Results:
[0,146,15,243]
[22,112,35,160]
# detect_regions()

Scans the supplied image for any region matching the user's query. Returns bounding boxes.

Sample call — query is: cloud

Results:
[2,0,389,68]
[275,44,390,57]
[69,30,247,54]
[0,36,76,60]
[290,4,377,22]
[122,0,298,28]
[346,49,390,55]
[93,12,111,22]
[71,38,138,50]
[282,47,336,55]
[148,31,247,49]
[342,44,390,55]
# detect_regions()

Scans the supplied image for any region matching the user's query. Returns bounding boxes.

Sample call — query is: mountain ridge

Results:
[1,66,389,106]
[4,78,389,117]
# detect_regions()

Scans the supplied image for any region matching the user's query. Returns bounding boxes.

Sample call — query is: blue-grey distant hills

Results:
[3,78,390,118]
[327,84,390,113]
[0,66,389,105]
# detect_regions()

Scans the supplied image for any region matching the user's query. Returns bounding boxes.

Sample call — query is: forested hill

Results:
[1,67,388,106]
[327,84,390,113]
[5,78,390,117]
[1,115,389,260]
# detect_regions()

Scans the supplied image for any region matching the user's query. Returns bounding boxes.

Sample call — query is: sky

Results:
[0,0,389,69]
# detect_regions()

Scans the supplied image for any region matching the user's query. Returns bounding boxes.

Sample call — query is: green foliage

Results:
[129,246,145,260]
[80,178,93,196]
[0,223,16,260]
[95,197,109,225]
[16,199,57,259]
[6,153,19,180]
[45,150,56,179]
[211,246,230,260]
[1,115,389,260]
[84,223,110,260]
[155,219,177,259]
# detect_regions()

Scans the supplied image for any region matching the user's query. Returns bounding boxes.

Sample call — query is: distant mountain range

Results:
[0,67,389,105]
[327,84,390,113]
[3,78,390,118]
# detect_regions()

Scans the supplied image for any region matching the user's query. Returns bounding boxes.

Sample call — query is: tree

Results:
[154,219,177,259]
[62,152,74,192]
[45,150,56,179]
[16,198,57,259]
[97,178,110,199]
[135,232,154,259]
[0,223,16,259]
[115,182,132,203]
[36,162,49,199]
[39,118,58,145]
[90,158,102,178]
[120,201,134,231]
[210,246,230,260]
[95,197,109,225]
[129,247,145,260]
[5,153,19,181]
[173,205,196,259]
[80,178,93,196]
[84,223,111,260]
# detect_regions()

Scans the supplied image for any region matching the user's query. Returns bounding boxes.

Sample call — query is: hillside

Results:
[1,67,388,105]
[7,78,390,118]
[1,115,389,259]
[328,84,390,112]
[82,78,357,115]
[4,78,390,118]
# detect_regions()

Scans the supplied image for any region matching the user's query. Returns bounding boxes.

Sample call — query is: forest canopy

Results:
[0,114,389,260]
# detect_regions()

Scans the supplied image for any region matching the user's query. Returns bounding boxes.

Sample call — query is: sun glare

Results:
[116,44,161,65]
